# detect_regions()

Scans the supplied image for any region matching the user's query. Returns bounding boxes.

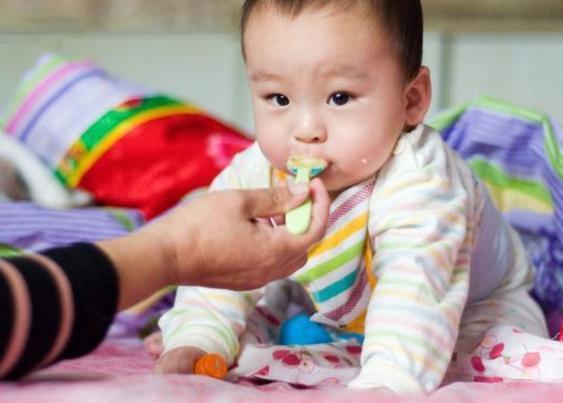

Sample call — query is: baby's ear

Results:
[404,66,432,127]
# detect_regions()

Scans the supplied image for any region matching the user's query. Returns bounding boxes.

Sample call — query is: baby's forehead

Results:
[245,7,394,54]
[243,0,419,81]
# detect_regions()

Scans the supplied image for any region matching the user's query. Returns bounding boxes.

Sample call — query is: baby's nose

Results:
[292,112,327,143]
[293,131,326,143]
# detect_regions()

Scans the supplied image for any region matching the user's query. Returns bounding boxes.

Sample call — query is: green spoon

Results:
[285,155,327,234]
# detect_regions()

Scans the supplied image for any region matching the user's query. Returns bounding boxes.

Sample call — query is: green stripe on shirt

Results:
[296,239,364,284]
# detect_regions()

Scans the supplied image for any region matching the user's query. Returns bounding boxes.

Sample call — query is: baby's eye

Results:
[328,92,352,106]
[266,94,290,107]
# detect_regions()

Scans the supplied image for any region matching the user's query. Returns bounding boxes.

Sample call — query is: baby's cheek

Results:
[340,155,381,182]
[257,140,287,171]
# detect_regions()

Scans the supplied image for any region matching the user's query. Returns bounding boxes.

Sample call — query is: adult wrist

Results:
[138,224,179,288]
[96,229,172,309]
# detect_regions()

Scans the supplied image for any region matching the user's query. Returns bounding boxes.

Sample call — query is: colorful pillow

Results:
[1,54,251,218]
[0,129,89,208]
[430,96,563,334]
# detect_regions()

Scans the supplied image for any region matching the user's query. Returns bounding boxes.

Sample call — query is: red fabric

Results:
[78,114,251,218]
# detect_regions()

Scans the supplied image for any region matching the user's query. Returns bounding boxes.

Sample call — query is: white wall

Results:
[1,32,563,135]
[443,33,563,121]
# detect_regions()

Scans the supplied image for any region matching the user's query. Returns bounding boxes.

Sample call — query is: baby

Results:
[156,0,548,393]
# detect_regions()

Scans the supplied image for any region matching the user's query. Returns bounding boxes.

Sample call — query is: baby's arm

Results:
[157,286,262,372]
[348,169,474,393]
[157,148,265,372]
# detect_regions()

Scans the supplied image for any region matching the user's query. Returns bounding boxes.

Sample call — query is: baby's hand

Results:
[153,346,206,374]
[143,331,163,359]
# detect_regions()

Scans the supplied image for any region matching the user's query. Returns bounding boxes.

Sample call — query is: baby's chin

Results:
[321,173,375,198]
[319,177,357,200]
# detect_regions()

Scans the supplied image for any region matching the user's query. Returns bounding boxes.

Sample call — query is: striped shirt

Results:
[159,125,519,393]
[0,243,118,380]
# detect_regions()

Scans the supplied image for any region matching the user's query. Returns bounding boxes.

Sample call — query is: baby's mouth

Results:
[286,155,327,178]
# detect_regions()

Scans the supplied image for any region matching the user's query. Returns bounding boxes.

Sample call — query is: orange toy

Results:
[194,353,228,379]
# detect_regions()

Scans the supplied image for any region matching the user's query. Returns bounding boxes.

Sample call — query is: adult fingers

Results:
[242,183,309,218]
[272,178,329,247]
[252,180,328,281]
[300,177,330,243]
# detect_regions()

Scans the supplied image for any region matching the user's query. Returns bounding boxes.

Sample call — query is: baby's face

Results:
[244,6,411,193]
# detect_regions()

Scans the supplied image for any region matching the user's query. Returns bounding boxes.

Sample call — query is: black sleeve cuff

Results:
[43,243,119,360]
[2,256,60,379]
[0,272,14,367]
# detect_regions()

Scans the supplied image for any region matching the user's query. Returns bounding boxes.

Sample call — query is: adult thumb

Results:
[243,183,309,218]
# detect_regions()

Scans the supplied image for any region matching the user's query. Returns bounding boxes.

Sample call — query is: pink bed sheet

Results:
[1,338,562,403]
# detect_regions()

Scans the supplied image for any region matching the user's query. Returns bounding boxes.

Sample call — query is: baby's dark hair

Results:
[241,0,423,81]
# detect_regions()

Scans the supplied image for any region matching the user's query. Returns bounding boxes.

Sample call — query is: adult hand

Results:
[98,178,330,309]
[152,178,329,290]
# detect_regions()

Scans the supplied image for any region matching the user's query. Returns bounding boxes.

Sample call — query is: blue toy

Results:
[279,313,364,345]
